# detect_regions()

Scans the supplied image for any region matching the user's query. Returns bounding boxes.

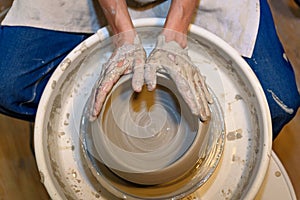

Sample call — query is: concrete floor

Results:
[0,0,299,199]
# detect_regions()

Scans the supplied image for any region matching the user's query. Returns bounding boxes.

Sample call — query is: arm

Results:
[97,0,134,34]
[145,0,212,121]
[163,0,198,47]
[91,0,146,120]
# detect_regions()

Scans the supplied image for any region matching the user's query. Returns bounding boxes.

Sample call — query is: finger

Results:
[132,54,145,92]
[91,60,131,120]
[195,68,213,104]
[170,71,199,116]
[145,61,158,91]
[91,80,114,120]
[193,72,211,121]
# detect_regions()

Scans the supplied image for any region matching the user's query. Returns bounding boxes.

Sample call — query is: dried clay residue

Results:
[232,154,245,165]
[39,171,45,184]
[60,58,71,71]
[227,129,243,141]
[228,94,243,111]
[183,193,198,200]
[275,171,281,177]
[221,188,233,200]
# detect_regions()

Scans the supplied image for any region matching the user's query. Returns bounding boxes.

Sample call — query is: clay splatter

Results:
[227,129,243,141]
[275,171,281,177]
[60,58,71,71]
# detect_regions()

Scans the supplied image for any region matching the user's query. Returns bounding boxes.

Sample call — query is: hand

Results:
[90,33,146,121]
[145,34,213,121]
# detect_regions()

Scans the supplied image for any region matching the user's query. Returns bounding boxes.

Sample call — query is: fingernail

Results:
[147,83,155,91]
[89,113,97,122]
[134,85,142,92]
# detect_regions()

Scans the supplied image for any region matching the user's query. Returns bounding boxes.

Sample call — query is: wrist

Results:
[113,29,139,47]
[163,0,198,46]
[161,29,187,48]
[112,18,135,35]
[98,0,134,34]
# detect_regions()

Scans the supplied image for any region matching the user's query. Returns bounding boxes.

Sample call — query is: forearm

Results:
[164,0,198,33]
[163,0,198,47]
[97,0,134,34]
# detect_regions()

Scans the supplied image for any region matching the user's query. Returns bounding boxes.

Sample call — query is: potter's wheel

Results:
[34,18,272,199]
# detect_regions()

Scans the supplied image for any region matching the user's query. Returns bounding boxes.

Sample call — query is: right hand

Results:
[90,32,146,121]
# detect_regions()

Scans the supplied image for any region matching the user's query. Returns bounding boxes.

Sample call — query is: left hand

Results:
[145,34,213,121]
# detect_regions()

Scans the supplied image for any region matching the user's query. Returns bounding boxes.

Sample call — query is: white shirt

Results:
[1,0,259,58]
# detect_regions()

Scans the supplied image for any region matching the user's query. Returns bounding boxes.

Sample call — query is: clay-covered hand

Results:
[145,35,213,121]
[90,34,146,121]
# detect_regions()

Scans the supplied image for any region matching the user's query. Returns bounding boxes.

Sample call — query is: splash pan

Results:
[34,18,272,200]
